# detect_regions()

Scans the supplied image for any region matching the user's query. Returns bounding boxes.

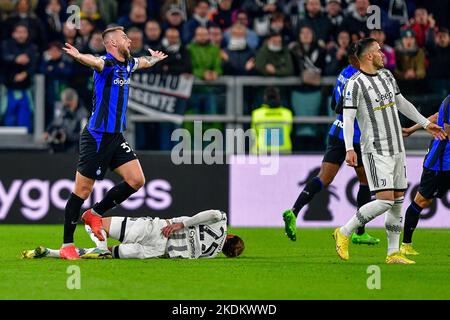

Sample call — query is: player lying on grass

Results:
[400,95,450,256]
[22,210,245,259]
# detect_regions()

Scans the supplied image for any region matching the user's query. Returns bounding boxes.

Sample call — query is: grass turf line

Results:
[0,225,449,299]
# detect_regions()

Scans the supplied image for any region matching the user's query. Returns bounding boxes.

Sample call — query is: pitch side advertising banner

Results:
[0,153,227,224]
[230,155,450,228]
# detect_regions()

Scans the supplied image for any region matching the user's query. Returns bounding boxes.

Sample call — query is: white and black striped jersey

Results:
[343,69,404,156]
[166,212,227,259]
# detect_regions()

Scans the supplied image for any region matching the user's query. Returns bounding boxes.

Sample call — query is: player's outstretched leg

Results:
[351,182,380,245]
[283,163,339,241]
[22,246,50,259]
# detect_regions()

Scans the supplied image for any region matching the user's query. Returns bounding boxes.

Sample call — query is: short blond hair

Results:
[102,26,124,40]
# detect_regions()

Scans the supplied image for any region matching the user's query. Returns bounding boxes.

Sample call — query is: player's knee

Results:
[126,175,145,190]
[378,199,395,210]
[74,183,93,199]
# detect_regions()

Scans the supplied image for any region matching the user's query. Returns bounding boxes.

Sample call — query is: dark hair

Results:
[222,235,245,258]
[354,37,378,59]
[264,86,281,103]
[347,42,359,68]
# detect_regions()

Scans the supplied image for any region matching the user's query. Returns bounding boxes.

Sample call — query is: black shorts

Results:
[77,127,137,180]
[418,167,450,199]
[323,135,363,167]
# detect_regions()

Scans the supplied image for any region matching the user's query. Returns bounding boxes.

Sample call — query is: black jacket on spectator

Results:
[1,39,38,90]
[212,8,234,31]
[223,46,256,76]
[3,14,47,51]
[426,30,450,79]
[297,13,333,45]
[340,11,370,39]
[324,46,348,76]
[160,46,192,75]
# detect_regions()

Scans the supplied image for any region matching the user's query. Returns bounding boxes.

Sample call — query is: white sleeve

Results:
[396,94,430,128]
[342,79,359,151]
[343,108,357,151]
[182,210,225,228]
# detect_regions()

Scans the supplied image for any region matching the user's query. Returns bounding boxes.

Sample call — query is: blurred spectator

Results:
[42,0,65,43]
[3,0,46,51]
[144,20,162,49]
[268,12,292,44]
[160,28,192,75]
[289,25,325,87]
[1,23,38,132]
[44,88,88,153]
[425,27,450,97]
[182,0,214,44]
[224,10,259,50]
[223,23,256,75]
[395,29,426,81]
[79,0,105,30]
[161,5,186,38]
[242,0,280,37]
[341,0,372,41]
[128,27,147,57]
[370,29,396,71]
[118,3,147,32]
[209,24,225,48]
[78,18,95,49]
[324,30,350,76]
[296,0,333,48]
[255,32,294,76]
[326,0,344,40]
[86,0,118,26]
[251,86,293,154]
[62,21,82,49]
[40,41,72,126]
[408,7,435,48]
[186,26,222,143]
[386,0,410,26]
[212,0,234,31]
[84,29,106,56]
[160,0,196,20]
[188,26,222,81]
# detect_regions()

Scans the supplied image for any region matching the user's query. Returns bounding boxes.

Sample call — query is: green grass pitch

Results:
[1,225,449,300]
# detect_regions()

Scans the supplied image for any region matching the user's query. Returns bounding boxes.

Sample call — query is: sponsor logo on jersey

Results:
[189,228,196,259]
[375,92,393,103]
[113,78,131,86]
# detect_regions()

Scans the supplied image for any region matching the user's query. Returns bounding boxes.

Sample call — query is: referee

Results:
[60,26,167,259]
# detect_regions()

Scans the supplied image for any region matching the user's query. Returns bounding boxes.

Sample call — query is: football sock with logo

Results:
[292,177,324,216]
[356,184,372,235]
[340,199,394,237]
[385,197,403,255]
[93,181,137,216]
[63,193,85,244]
[402,201,423,244]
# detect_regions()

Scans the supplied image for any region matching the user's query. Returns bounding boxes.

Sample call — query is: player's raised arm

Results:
[135,48,168,70]
[62,43,105,72]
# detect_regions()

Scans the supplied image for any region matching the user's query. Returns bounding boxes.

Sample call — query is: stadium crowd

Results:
[0,0,449,151]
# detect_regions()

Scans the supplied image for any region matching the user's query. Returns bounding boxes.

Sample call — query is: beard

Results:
[119,46,131,59]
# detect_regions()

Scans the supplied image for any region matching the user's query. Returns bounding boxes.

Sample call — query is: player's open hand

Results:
[62,43,80,59]
[345,150,358,167]
[161,222,184,238]
[148,48,168,61]
[426,123,447,140]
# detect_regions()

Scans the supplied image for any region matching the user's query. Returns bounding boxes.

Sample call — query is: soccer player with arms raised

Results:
[60,27,167,259]
[333,38,446,264]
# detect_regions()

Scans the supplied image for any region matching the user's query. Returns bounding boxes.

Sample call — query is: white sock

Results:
[386,197,404,256]
[85,225,108,250]
[341,199,394,237]
[48,249,61,258]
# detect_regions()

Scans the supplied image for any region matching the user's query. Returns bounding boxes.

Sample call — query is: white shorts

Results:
[109,216,169,259]
[362,152,408,193]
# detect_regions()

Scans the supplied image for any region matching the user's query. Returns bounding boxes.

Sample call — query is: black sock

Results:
[292,177,323,217]
[403,201,423,244]
[93,181,137,216]
[356,184,372,235]
[63,193,85,244]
